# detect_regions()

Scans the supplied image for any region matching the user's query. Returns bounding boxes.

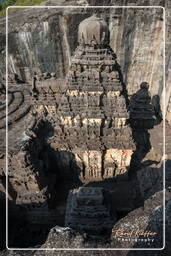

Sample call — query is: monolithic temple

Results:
[32,14,137,181]
[0,10,167,250]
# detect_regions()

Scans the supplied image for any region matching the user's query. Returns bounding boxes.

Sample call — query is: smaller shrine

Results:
[129,82,156,129]
[65,187,115,239]
[129,82,156,173]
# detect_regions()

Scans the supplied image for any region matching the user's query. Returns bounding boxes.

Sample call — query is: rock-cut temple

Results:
[0,13,157,246]
[32,14,136,181]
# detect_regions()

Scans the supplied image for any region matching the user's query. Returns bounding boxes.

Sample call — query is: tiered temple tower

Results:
[33,14,136,181]
[65,187,115,238]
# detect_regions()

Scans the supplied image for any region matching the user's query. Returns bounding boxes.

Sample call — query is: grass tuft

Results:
[0,0,44,17]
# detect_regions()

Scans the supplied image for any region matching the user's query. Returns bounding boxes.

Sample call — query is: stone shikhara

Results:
[32,14,138,181]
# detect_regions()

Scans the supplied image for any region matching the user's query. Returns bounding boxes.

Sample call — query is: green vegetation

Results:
[0,0,44,17]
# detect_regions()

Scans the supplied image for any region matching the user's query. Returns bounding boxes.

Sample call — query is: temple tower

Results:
[54,14,136,181]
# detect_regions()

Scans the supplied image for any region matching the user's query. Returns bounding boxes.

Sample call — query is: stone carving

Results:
[0,85,31,129]
[65,187,115,238]
[29,14,136,181]
[78,14,109,46]
[31,72,66,106]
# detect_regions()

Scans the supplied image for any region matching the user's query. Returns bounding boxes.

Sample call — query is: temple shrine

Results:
[32,14,136,181]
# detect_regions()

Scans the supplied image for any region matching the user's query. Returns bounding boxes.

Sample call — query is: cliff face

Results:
[0,0,167,115]
[110,8,163,97]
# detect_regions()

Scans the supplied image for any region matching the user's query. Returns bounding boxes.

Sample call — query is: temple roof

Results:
[78,14,109,46]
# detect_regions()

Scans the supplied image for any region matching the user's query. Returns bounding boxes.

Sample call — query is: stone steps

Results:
[0,92,14,111]
[0,92,24,120]
[0,88,31,129]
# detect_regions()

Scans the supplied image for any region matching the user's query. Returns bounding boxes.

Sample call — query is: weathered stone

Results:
[65,187,115,238]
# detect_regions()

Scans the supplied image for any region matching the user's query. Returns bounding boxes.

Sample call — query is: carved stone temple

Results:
[0,10,165,248]
[32,14,136,181]
[65,187,115,238]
